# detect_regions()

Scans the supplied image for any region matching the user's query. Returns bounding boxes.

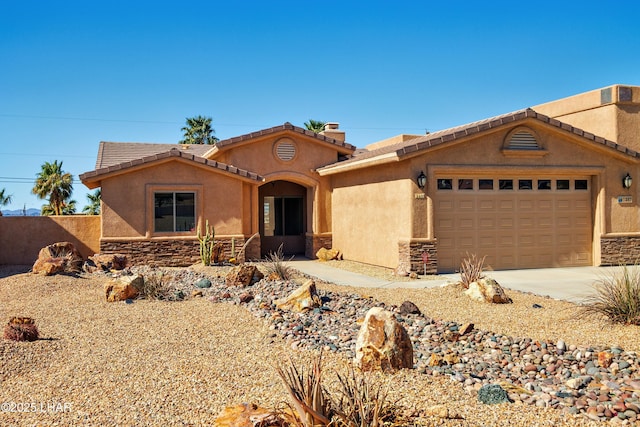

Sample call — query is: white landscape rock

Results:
[464,278,512,304]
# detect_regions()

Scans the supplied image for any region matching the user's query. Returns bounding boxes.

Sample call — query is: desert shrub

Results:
[138,271,176,300]
[581,265,640,325]
[263,244,295,281]
[3,317,39,342]
[460,253,486,289]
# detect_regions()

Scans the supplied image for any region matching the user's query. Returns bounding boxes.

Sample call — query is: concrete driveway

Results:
[290,259,628,303]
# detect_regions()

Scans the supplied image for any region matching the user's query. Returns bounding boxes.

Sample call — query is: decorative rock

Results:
[32,241,84,276]
[3,317,39,342]
[274,280,321,312]
[566,376,592,390]
[464,278,512,304]
[225,265,263,287]
[195,278,212,288]
[354,307,414,372]
[84,253,128,272]
[478,384,510,405]
[315,247,341,261]
[399,300,421,315]
[213,402,282,427]
[239,292,253,303]
[104,274,142,302]
[459,322,474,335]
[191,290,203,298]
[425,404,450,419]
[598,351,613,368]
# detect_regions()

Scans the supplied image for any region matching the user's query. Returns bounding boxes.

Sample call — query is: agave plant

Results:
[276,354,333,427]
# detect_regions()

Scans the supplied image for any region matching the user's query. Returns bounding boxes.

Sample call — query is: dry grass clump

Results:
[459,253,487,289]
[581,265,640,325]
[137,271,182,300]
[3,317,39,342]
[263,244,295,281]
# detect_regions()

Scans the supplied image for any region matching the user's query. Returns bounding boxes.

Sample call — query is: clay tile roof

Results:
[215,122,357,153]
[80,146,263,183]
[325,108,640,170]
[94,142,212,169]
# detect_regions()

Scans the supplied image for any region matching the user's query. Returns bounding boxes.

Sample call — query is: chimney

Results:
[319,122,345,142]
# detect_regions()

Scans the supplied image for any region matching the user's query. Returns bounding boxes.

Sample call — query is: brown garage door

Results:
[434,176,592,273]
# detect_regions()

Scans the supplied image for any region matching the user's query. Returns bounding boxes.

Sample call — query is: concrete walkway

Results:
[289,258,627,303]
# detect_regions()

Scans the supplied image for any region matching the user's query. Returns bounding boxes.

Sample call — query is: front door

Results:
[259,181,306,256]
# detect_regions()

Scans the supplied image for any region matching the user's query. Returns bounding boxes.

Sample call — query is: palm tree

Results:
[32,160,74,216]
[0,188,12,216]
[304,119,326,134]
[180,115,219,144]
[82,189,101,215]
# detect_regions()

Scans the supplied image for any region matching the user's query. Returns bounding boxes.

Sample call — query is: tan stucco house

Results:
[80,84,640,273]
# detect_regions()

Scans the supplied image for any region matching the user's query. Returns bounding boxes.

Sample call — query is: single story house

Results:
[80,84,640,273]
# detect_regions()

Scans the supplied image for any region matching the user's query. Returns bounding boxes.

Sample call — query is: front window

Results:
[154,192,195,232]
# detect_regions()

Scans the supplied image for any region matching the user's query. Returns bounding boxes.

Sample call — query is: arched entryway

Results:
[259,180,307,256]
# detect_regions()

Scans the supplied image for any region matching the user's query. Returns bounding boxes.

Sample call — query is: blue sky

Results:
[1,0,640,211]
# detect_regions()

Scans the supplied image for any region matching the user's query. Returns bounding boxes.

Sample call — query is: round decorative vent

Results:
[275,139,296,161]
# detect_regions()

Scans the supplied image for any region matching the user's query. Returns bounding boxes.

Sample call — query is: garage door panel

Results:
[458,200,474,210]
[479,218,495,228]
[538,199,552,209]
[478,235,496,247]
[479,200,495,210]
[434,176,592,272]
[498,200,514,210]
[519,217,535,228]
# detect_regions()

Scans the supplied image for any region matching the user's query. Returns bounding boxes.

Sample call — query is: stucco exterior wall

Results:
[534,85,640,152]
[215,135,339,235]
[330,119,639,270]
[331,163,414,269]
[0,216,100,265]
[100,159,250,239]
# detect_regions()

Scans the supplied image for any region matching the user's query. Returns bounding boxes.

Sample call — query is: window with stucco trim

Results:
[154,192,195,232]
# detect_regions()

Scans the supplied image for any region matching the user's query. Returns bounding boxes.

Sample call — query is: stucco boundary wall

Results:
[100,235,261,267]
[600,234,640,266]
[0,216,101,265]
[305,233,332,259]
[398,239,438,275]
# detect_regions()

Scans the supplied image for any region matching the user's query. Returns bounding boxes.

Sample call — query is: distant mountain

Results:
[1,208,41,216]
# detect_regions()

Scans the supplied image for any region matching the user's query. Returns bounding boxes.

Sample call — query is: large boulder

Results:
[32,242,83,276]
[354,307,414,372]
[105,275,142,302]
[225,265,263,287]
[213,403,283,427]
[274,279,321,312]
[464,278,512,304]
[315,247,341,261]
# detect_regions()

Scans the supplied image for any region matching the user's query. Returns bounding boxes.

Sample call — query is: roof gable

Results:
[209,122,356,156]
[80,148,264,188]
[318,108,640,175]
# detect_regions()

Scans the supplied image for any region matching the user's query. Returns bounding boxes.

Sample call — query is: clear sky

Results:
[1,0,640,212]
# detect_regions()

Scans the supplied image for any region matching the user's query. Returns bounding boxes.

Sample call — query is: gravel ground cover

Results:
[0,262,636,426]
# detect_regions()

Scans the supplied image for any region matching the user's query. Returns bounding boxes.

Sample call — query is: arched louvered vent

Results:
[508,131,539,150]
[275,140,296,161]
